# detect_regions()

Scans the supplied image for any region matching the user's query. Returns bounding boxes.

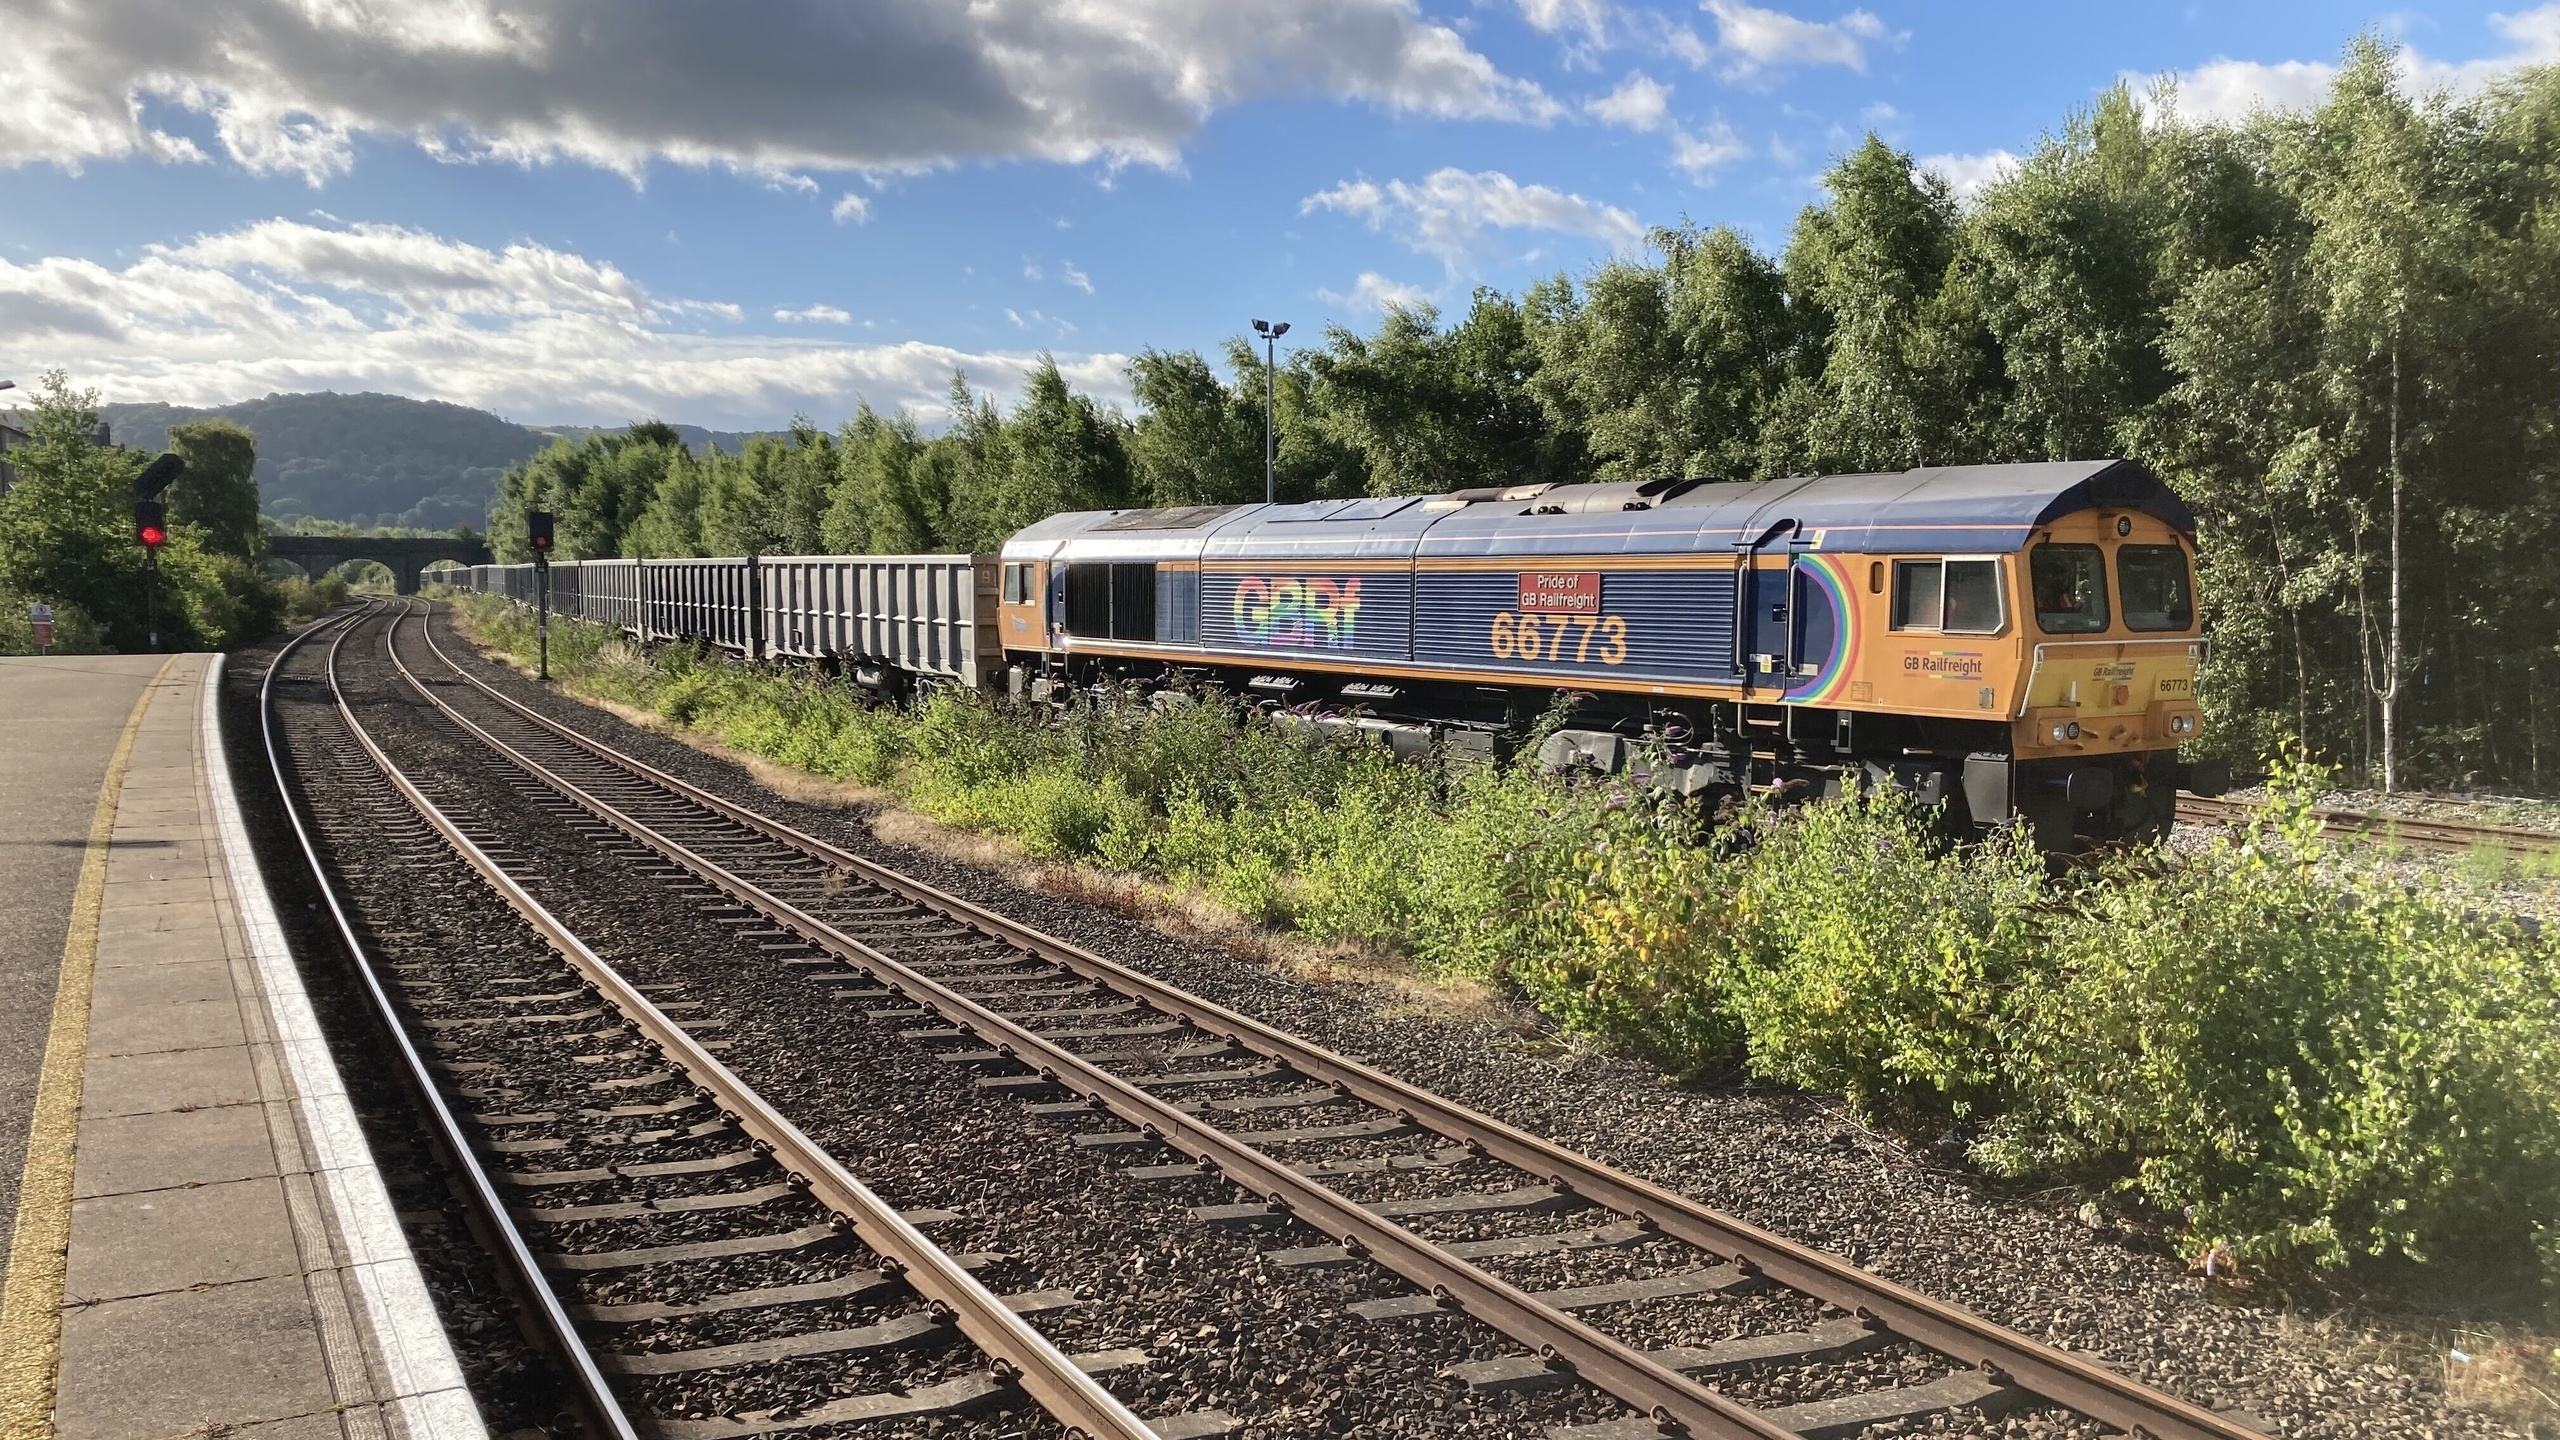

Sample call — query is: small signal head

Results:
[134,498,167,549]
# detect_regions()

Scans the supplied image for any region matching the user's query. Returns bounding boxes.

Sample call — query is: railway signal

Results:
[132,452,185,650]
[528,510,554,680]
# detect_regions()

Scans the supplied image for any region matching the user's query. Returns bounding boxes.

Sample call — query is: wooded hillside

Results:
[102,392,551,531]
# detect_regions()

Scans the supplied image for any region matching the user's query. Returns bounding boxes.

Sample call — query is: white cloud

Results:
[1004,306,1077,335]
[1059,262,1094,294]
[1588,72,1672,131]
[2134,5,2560,126]
[774,304,852,324]
[169,218,655,320]
[1918,149,2018,200]
[1670,121,1749,180]
[1654,21,1713,68]
[2135,58,2338,125]
[0,216,1129,426]
[1700,0,1891,77]
[1319,271,1433,311]
[1519,0,1613,48]
[830,192,871,224]
[0,0,1559,184]
[1301,167,1643,267]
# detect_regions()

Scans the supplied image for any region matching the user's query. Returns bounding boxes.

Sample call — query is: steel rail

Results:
[421,603,2273,1440]
[262,604,641,1440]
[2177,793,2559,856]
[351,603,1164,1440]
[394,607,1804,1440]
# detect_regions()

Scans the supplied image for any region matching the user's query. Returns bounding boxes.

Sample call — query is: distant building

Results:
[0,418,27,496]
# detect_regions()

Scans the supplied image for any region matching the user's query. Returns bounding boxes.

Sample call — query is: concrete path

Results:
[0,656,168,1276]
[0,653,481,1440]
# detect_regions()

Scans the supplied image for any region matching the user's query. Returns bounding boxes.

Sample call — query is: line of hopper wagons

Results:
[448,458,2231,851]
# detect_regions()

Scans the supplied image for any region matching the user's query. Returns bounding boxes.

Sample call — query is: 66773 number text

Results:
[1490,611,1629,665]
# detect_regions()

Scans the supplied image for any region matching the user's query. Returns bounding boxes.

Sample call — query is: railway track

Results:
[267,604,1182,1439]
[2175,793,2560,856]
[271,592,2278,1440]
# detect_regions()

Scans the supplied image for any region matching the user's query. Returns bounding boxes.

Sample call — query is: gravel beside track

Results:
[422,600,2527,1440]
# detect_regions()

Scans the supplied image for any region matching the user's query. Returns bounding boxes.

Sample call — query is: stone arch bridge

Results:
[267,534,493,595]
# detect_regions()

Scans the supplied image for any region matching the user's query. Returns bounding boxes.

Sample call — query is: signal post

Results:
[130,452,184,650]
[529,509,554,680]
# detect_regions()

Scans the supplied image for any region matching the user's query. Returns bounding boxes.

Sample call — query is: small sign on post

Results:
[29,602,54,655]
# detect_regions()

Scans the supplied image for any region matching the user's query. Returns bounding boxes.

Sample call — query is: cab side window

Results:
[2030,544,2109,634]
[1891,558,2004,635]
[1890,560,1942,630]
[2118,545,2194,631]
[1001,563,1030,604]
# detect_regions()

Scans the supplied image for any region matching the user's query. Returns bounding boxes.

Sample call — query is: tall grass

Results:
[456,595,2560,1292]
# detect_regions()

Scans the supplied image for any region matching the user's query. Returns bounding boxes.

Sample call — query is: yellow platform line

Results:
[0,654,178,1440]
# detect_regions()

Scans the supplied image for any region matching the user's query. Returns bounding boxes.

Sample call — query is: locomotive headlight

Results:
[2169,713,2196,735]
[2049,721,2081,744]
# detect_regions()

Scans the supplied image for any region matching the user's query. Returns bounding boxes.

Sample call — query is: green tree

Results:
[0,373,270,650]
[1127,348,1264,506]
[165,420,264,558]
[823,404,948,553]
[1528,225,1798,480]
[625,445,711,558]
[944,361,1131,548]
[1306,290,1579,495]
[1780,137,1969,472]
[2289,40,2485,793]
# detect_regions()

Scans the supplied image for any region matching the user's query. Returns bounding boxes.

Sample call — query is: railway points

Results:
[0,650,475,1440]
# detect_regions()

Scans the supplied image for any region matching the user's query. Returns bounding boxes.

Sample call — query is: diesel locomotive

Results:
[463,457,2223,849]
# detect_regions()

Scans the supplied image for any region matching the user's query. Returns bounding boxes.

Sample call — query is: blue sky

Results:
[1,1,2551,430]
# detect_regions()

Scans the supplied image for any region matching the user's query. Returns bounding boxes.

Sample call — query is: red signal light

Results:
[134,498,167,549]
[139,524,167,548]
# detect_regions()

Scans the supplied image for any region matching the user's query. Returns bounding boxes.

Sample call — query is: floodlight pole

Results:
[1253,318,1289,504]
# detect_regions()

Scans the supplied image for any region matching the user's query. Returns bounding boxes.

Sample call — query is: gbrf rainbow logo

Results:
[1232,576,1362,649]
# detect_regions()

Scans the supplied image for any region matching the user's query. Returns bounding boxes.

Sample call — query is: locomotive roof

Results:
[1656,458,2194,540]
[1005,458,2193,557]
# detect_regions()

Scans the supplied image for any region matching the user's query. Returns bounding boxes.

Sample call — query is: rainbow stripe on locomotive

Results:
[996,459,2220,847]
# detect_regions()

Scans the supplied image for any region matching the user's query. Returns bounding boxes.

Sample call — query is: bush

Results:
[1720,786,2045,1124]
[1984,761,2560,1277]
[278,573,352,623]
[1520,784,2045,1122]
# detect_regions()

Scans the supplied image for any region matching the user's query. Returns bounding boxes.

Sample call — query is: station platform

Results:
[0,653,482,1440]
